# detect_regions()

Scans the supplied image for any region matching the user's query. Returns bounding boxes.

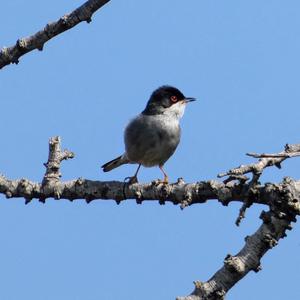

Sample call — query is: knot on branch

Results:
[209,180,232,206]
[252,263,262,273]
[18,178,34,196]
[159,184,172,205]
[211,288,226,300]
[16,38,28,52]
[260,210,293,244]
[263,233,278,248]
[44,21,65,39]
[260,210,272,223]
[148,182,173,205]
[279,177,300,215]
[134,190,143,204]
[58,16,70,29]
[191,281,226,300]
[74,6,93,23]
[224,254,245,274]
[180,192,192,209]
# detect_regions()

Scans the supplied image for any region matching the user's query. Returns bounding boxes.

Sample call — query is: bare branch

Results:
[0,175,251,206]
[2,172,300,213]
[177,210,295,300]
[246,152,300,158]
[218,143,300,225]
[0,136,299,226]
[0,0,110,70]
[218,143,300,179]
[247,143,300,159]
[0,137,300,214]
[235,172,260,226]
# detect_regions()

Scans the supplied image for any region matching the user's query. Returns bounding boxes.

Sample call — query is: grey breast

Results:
[124,114,181,167]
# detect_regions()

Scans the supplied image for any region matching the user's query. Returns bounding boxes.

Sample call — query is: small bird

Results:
[101,85,195,184]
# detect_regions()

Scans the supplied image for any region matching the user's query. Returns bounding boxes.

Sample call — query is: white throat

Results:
[163,101,186,120]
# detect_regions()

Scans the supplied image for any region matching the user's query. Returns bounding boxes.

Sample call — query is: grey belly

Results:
[124,115,180,167]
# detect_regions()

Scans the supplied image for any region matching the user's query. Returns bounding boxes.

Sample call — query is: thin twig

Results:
[218,143,300,179]
[246,152,300,158]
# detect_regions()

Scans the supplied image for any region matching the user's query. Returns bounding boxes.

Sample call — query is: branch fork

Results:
[218,143,300,226]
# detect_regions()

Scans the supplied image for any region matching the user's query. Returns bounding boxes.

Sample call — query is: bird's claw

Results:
[152,178,169,186]
[124,176,138,185]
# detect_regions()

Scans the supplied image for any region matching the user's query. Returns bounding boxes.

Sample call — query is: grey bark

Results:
[0,0,110,70]
[177,210,293,300]
[0,136,299,300]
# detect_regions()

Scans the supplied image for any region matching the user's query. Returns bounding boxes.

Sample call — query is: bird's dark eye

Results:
[170,95,177,102]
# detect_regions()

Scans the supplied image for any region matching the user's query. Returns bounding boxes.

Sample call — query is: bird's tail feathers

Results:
[101,155,128,172]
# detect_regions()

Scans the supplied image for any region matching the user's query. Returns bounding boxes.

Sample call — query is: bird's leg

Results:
[131,164,141,183]
[159,164,169,184]
[125,164,141,184]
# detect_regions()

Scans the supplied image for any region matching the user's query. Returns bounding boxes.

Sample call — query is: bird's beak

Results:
[184,97,196,103]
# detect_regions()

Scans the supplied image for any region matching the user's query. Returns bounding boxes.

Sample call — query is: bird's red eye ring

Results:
[170,95,177,102]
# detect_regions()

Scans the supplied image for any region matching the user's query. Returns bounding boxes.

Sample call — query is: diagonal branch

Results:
[176,210,295,300]
[0,0,110,70]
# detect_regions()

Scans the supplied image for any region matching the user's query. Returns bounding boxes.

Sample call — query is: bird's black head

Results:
[142,85,195,115]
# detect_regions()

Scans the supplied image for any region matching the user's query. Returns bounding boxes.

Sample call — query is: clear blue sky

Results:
[1,1,300,299]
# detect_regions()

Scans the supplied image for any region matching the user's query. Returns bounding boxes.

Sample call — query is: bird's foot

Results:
[161,175,169,184]
[152,176,169,186]
[124,176,138,185]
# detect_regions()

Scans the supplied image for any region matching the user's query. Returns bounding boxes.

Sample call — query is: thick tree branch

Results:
[1,136,300,300]
[1,172,300,214]
[177,210,295,300]
[0,0,110,70]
